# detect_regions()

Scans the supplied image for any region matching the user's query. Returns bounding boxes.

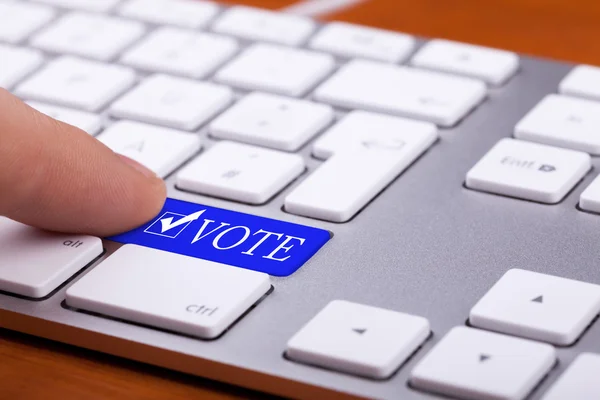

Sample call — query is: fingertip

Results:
[108,172,168,236]
[90,153,168,237]
[0,91,169,236]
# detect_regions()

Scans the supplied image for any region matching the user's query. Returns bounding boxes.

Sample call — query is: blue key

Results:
[108,198,331,276]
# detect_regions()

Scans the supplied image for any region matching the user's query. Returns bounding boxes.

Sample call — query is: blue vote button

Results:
[108,198,331,276]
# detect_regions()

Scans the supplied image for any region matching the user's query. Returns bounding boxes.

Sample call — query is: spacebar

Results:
[66,244,271,339]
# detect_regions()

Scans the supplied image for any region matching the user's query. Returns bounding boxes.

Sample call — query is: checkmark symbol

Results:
[160,210,205,233]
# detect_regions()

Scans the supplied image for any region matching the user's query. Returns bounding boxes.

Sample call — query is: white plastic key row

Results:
[287,300,430,379]
[314,60,486,127]
[210,92,334,152]
[97,121,201,178]
[121,27,239,79]
[177,141,305,205]
[542,353,600,400]
[515,94,600,155]
[109,74,233,131]
[30,12,146,62]
[309,22,415,63]
[312,110,437,159]
[466,138,591,204]
[0,1,56,44]
[65,244,271,339]
[410,326,556,400]
[285,112,438,222]
[15,56,136,112]
[0,217,102,298]
[31,0,122,12]
[411,39,519,85]
[117,0,219,29]
[580,174,600,214]
[211,6,315,46]
[470,269,600,346]
[0,44,43,89]
[559,64,600,102]
[27,101,103,135]
[215,43,335,97]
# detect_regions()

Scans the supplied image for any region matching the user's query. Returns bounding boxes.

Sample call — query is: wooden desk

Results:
[3,1,600,399]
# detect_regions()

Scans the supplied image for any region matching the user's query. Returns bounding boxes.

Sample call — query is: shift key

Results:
[66,244,272,339]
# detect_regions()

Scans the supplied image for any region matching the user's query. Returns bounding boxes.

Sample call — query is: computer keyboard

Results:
[1,0,600,399]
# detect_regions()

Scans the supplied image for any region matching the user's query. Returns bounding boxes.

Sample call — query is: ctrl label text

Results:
[186,304,219,317]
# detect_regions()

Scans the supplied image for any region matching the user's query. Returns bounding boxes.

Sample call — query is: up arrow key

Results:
[470,269,600,345]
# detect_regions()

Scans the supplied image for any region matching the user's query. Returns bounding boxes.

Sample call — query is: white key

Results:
[410,326,556,400]
[215,44,334,97]
[465,138,591,204]
[0,217,102,298]
[177,141,304,204]
[285,129,437,222]
[0,2,56,44]
[0,44,43,89]
[287,300,430,379]
[580,174,600,214]
[118,0,219,28]
[110,74,233,131]
[211,6,315,46]
[30,0,121,12]
[15,56,136,111]
[309,22,415,63]
[313,110,438,159]
[559,65,600,102]
[470,269,600,346]
[27,101,102,135]
[65,244,271,339]
[411,39,519,85]
[542,353,600,400]
[514,94,600,155]
[121,28,238,79]
[31,12,146,61]
[210,92,334,151]
[314,60,486,127]
[97,121,201,178]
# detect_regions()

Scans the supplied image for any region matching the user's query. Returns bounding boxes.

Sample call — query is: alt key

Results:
[0,217,103,298]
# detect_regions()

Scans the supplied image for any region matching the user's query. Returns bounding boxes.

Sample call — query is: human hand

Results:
[0,89,167,236]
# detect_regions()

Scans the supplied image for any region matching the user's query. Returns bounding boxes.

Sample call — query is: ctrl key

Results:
[0,217,102,298]
[65,244,272,339]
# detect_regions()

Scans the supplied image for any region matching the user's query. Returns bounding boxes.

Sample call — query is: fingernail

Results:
[118,154,157,178]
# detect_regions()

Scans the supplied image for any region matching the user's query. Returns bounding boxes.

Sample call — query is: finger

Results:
[0,89,167,236]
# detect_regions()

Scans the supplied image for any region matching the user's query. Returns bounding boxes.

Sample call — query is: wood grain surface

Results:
[3,1,600,399]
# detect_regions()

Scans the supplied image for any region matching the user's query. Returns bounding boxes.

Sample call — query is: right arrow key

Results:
[469,269,600,345]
